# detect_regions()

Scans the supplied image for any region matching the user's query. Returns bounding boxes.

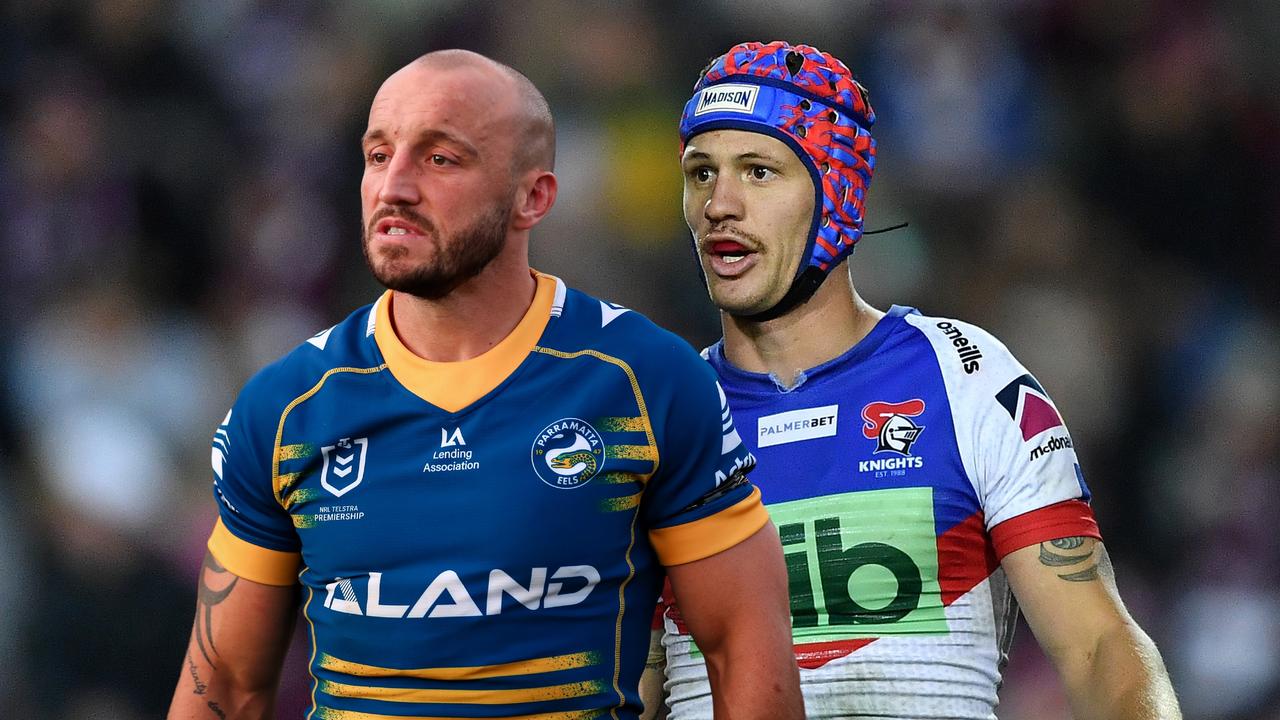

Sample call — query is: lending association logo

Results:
[531,418,604,489]
[423,426,480,474]
[321,437,368,497]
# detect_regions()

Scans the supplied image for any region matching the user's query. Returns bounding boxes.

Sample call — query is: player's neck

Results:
[389,249,537,363]
[720,270,883,388]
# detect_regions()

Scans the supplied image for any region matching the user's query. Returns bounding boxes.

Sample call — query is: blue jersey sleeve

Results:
[641,342,767,566]
[207,368,302,585]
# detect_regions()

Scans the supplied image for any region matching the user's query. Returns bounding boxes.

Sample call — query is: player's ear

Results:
[511,171,557,231]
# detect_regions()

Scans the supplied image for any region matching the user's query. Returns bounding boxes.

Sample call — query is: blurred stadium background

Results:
[2,1,1277,718]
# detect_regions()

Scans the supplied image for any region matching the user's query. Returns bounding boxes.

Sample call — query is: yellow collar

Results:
[374,272,558,412]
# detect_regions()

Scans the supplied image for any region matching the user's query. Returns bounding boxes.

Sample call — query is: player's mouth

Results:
[702,236,759,278]
[374,217,428,239]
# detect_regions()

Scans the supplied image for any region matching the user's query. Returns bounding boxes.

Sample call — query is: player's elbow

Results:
[1056,614,1159,686]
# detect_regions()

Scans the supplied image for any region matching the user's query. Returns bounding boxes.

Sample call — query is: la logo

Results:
[441,427,466,448]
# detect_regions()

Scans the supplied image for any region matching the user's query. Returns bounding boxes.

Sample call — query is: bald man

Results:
[167,51,802,720]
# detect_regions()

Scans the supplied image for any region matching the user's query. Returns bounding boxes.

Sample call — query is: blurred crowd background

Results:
[1,1,1277,718]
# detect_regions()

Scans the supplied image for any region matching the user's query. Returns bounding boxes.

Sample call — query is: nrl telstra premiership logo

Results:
[321,437,368,497]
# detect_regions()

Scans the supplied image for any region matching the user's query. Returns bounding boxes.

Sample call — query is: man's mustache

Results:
[368,206,437,235]
[698,225,762,252]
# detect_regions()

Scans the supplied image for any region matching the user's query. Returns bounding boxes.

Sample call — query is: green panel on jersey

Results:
[770,487,948,641]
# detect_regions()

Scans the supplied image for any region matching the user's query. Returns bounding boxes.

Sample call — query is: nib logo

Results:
[996,374,1064,441]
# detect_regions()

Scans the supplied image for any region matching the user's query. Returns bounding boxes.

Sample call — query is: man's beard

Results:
[362,201,511,300]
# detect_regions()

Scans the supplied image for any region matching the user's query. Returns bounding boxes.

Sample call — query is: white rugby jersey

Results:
[659,306,1099,719]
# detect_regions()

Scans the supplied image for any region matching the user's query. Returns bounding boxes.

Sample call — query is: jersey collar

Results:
[373,271,561,412]
[708,305,915,394]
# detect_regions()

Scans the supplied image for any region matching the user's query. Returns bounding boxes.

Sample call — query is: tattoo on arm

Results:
[186,652,208,695]
[1038,536,1100,582]
[1050,536,1085,550]
[195,551,239,668]
[185,652,231,717]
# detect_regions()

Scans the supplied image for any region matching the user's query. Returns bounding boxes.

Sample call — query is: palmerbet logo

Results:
[531,418,604,489]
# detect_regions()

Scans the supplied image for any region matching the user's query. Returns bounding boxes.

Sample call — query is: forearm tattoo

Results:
[1038,536,1100,582]
[187,649,230,718]
[195,551,239,668]
[186,651,208,694]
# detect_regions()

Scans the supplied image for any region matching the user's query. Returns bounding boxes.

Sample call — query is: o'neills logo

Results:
[694,83,760,115]
[936,321,983,374]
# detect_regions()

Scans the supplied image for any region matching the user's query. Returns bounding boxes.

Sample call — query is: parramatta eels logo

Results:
[861,400,926,456]
[531,418,604,489]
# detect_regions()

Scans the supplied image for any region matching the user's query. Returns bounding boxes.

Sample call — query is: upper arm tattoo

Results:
[195,550,240,668]
[1037,536,1101,582]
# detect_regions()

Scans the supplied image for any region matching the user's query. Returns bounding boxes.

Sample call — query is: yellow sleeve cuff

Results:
[649,487,769,566]
[207,518,301,586]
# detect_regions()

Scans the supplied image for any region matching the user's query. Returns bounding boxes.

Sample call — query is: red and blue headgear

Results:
[679,41,877,320]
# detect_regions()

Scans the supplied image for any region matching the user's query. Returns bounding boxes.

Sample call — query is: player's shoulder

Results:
[545,281,712,386]
[236,298,385,414]
[897,307,1031,396]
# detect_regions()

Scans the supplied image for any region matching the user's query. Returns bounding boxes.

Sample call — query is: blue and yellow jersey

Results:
[208,272,764,720]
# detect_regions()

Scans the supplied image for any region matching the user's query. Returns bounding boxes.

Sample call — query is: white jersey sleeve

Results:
[904,314,1098,556]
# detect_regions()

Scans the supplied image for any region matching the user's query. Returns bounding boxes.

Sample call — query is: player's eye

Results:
[368,151,389,165]
[749,165,775,181]
[430,154,454,166]
[688,167,714,183]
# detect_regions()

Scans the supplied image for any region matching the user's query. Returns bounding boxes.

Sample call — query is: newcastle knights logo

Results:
[861,400,926,456]
[321,437,368,497]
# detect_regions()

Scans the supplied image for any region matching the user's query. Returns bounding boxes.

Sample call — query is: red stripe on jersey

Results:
[936,509,1000,607]
[989,499,1100,560]
[795,638,877,669]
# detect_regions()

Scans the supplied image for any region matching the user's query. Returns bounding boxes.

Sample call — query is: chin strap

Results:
[739,267,829,322]
[738,222,908,322]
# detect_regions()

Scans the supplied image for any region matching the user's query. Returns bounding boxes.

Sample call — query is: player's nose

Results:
[704,175,744,223]
[378,151,422,206]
